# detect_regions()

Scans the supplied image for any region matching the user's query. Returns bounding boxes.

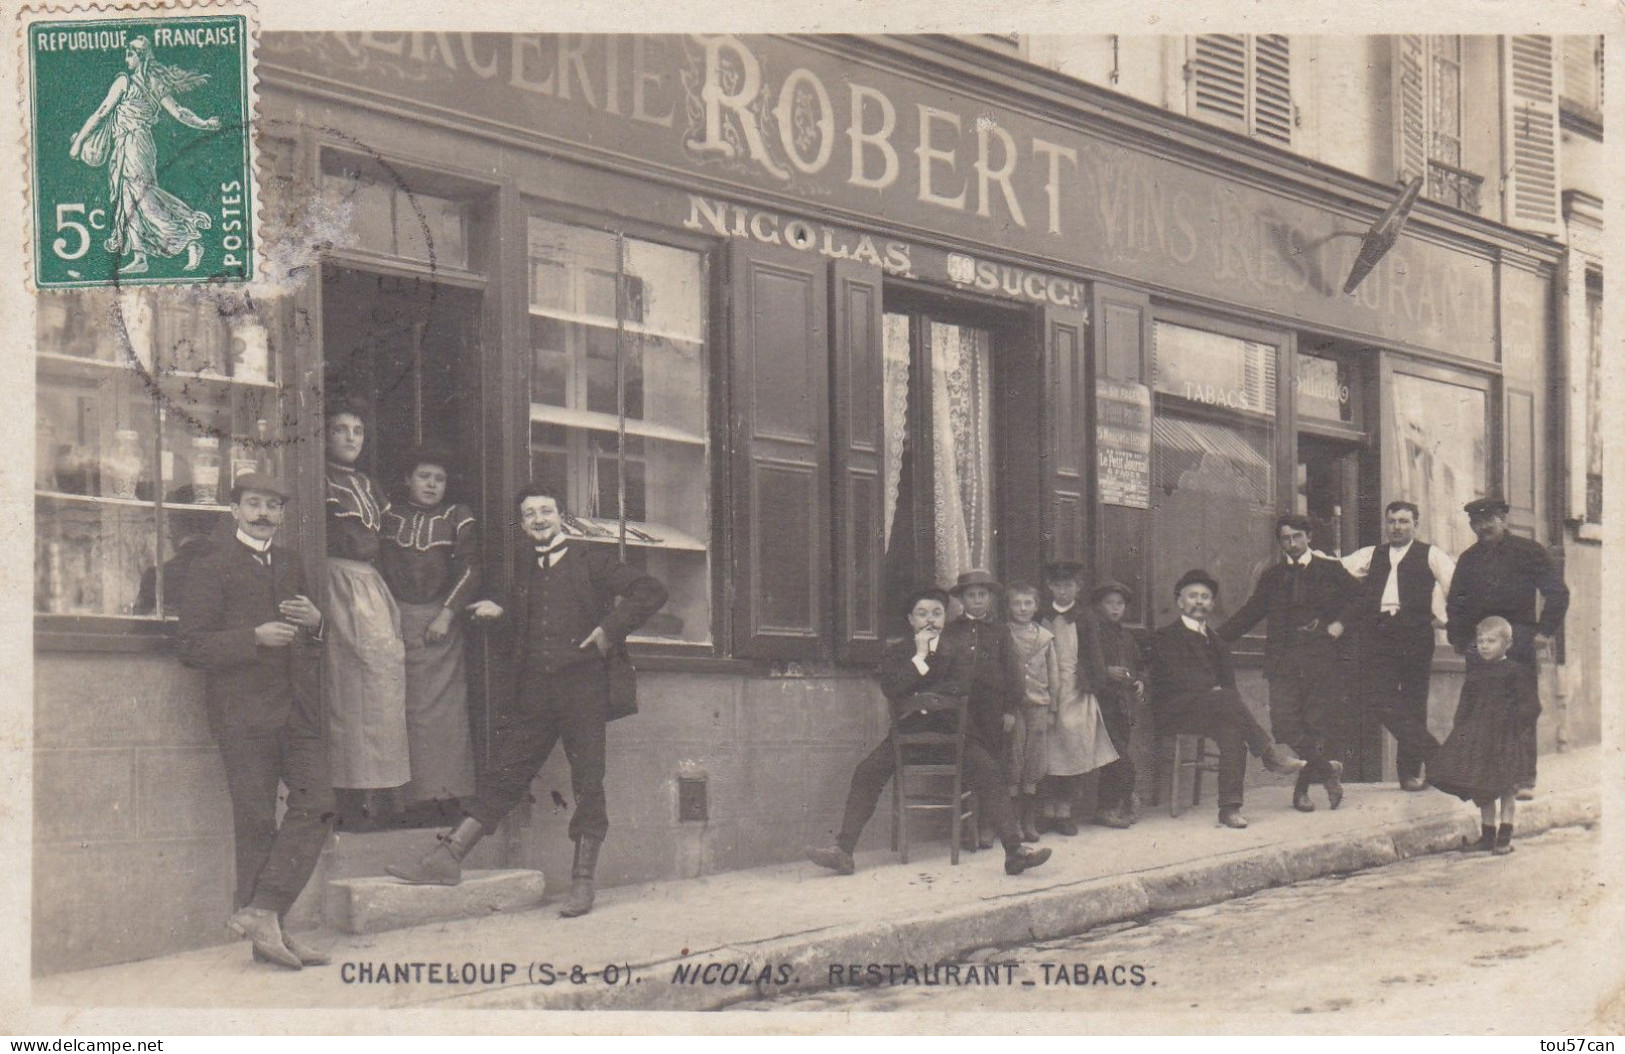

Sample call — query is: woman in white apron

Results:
[324,407,409,812]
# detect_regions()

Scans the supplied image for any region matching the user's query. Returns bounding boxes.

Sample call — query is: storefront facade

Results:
[33,34,1587,973]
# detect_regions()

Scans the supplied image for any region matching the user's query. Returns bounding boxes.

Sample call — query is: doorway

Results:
[321,265,485,829]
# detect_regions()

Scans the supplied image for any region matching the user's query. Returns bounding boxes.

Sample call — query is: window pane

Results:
[928,321,995,583]
[37,501,158,616]
[1150,413,1276,627]
[1295,353,1355,423]
[526,215,711,645]
[1153,322,1277,415]
[1389,372,1487,558]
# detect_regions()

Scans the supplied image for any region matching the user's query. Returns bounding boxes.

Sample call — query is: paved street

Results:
[739,824,1616,1031]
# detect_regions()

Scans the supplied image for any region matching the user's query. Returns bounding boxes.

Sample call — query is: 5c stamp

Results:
[26,9,255,289]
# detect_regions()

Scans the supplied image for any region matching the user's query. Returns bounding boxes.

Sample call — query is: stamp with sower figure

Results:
[27,8,255,289]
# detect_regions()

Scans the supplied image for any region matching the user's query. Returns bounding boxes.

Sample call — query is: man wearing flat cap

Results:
[1447,496,1569,799]
[1149,569,1307,828]
[177,473,333,970]
[1217,514,1361,812]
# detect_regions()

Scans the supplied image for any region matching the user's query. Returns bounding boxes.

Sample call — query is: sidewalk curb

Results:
[436,787,1600,1012]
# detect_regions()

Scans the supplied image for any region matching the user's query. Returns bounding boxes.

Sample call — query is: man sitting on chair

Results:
[1150,570,1308,829]
[806,587,1052,877]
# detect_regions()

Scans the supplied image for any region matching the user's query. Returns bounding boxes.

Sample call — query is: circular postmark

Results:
[95,117,446,481]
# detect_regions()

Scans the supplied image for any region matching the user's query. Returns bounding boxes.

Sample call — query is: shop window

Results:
[1188,35,1292,147]
[1148,321,1278,626]
[1394,36,1483,214]
[1388,370,1488,559]
[35,288,285,622]
[527,218,711,646]
[321,156,470,271]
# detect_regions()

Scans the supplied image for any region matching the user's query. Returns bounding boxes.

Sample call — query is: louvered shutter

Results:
[1191,35,1250,135]
[1561,35,1602,111]
[829,259,885,665]
[727,240,830,659]
[1503,35,1562,235]
[1253,35,1293,146]
[1392,35,1428,183]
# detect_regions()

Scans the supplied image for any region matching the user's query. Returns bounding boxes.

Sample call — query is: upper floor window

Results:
[1561,35,1604,121]
[1394,36,1483,214]
[1188,35,1292,147]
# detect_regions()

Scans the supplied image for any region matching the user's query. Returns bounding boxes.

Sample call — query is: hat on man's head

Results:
[1091,579,1135,604]
[949,569,1003,596]
[1172,569,1220,598]
[1043,561,1086,583]
[230,471,290,502]
[1464,495,1511,518]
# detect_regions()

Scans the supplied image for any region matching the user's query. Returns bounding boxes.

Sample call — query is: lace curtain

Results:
[930,322,994,583]
[880,316,995,589]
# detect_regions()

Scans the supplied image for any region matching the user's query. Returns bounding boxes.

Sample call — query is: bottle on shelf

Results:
[102,429,145,500]
[190,436,222,504]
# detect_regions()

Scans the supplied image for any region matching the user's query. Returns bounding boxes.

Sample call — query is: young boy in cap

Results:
[1088,580,1144,828]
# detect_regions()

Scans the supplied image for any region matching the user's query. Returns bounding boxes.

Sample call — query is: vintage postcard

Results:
[2,0,1620,1038]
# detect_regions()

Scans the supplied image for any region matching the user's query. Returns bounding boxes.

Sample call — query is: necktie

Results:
[536,542,567,569]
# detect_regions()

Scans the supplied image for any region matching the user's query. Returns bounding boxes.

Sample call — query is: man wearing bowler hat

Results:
[1149,569,1307,828]
[1217,514,1361,812]
[1447,496,1569,799]
[177,473,333,970]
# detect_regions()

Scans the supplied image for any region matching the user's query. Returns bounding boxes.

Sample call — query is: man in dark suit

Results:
[1334,500,1455,790]
[1447,496,1569,799]
[177,473,331,970]
[1151,569,1306,829]
[805,587,1052,877]
[389,484,666,919]
[1217,514,1360,812]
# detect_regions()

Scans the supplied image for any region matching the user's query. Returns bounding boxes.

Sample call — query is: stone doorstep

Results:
[327,870,547,936]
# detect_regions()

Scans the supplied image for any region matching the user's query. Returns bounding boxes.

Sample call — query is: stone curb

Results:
[435,787,1599,1013]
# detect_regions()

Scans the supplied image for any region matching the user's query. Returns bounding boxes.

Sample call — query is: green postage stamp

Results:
[27,12,255,289]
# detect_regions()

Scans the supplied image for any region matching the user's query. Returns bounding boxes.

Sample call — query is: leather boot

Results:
[385,817,485,886]
[1462,823,1496,853]
[1323,760,1345,810]
[1292,770,1316,812]
[228,906,301,970]
[560,836,601,917]
[1492,823,1515,856]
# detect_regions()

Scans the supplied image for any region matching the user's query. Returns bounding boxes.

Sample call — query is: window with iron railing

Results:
[1394,35,1486,215]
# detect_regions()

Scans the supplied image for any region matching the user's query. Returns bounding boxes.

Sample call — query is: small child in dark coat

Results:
[1429,616,1542,855]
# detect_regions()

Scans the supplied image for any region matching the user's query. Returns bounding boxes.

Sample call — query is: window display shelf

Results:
[528,306,702,347]
[36,351,276,388]
[558,514,707,552]
[36,490,231,512]
[529,403,705,447]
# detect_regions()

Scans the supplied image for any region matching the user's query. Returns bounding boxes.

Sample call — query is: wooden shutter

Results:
[1090,284,1152,626]
[1392,35,1428,183]
[1253,35,1293,146]
[1561,36,1601,111]
[1503,35,1562,235]
[1191,35,1249,135]
[829,259,885,665]
[727,240,830,659]
[1042,303,1090,567]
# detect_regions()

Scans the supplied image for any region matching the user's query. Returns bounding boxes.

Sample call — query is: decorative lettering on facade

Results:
[943,252,1084,310]
[682,195,914,275]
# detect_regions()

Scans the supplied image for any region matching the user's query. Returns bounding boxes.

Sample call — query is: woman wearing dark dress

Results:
[324,407,409,798]
[378,447,480,804]
[1429,616,1541,855]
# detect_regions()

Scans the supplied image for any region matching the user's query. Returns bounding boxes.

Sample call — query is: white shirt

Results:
[236,529,272,563]
[1050,601,1076,616]
[1341,542,1455,623]
[1180,614,1209,636]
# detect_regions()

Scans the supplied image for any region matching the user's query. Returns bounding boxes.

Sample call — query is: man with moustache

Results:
[1446,496,1568,800]
[1150,570,1307,829]
[388,484,666,919]
[177,473,331,970]
[1336,500,1456,791]
[1217,514,1360,812]
[804,586,1052,877]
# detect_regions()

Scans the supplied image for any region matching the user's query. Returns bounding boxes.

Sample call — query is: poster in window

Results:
[1097,378,1152,509]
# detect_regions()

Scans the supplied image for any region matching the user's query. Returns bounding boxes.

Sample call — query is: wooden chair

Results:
[1151,733,1222,817]
[888,692,976,864]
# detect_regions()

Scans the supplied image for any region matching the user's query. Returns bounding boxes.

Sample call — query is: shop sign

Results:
[941,252,1085,309]
[261,32,1500,358]
[681,194,914,274]
[1295,354,1352,422]
[1096,378,1151,510]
